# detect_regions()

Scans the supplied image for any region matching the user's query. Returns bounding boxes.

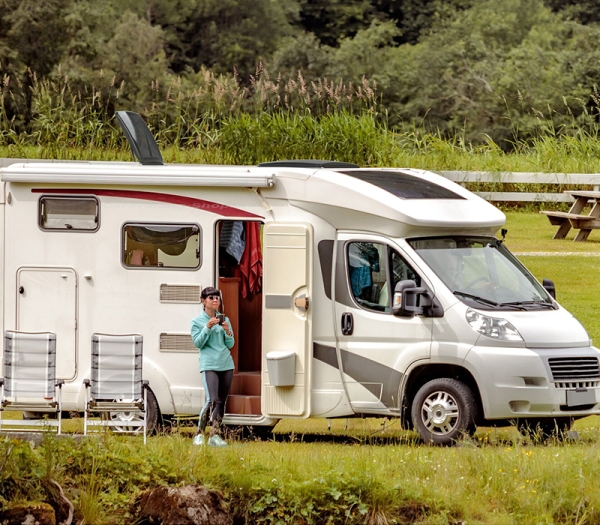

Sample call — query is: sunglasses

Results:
[205,295,221,300]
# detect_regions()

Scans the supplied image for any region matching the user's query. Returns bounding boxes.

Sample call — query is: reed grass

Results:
[4,69,600,182]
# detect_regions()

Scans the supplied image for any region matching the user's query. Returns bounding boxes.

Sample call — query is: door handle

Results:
[341,312,354,335]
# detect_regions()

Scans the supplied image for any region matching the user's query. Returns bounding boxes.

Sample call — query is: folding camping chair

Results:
[83,333,148,443]
[0,330,63,433]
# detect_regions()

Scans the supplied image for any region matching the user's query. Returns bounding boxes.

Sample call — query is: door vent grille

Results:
[548,357,600,381]
[159,333,196,353]
[160,284,201,303]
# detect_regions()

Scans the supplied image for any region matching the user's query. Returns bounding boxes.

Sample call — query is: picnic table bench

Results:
[540,190,600,241]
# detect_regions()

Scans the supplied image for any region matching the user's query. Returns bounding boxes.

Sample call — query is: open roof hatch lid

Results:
[115,111,164,166]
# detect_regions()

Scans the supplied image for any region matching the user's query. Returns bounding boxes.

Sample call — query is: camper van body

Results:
[0,158,599,444]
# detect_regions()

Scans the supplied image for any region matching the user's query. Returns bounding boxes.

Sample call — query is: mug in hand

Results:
[217,314,225,325]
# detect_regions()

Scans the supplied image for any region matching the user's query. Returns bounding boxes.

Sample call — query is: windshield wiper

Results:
[453,291,500,307]
[499,300,557,310]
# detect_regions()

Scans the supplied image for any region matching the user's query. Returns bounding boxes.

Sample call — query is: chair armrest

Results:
[56,379,65,387]
[142,380,149,388]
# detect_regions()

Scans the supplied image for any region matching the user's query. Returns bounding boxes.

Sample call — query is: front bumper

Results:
[465,345,600,419]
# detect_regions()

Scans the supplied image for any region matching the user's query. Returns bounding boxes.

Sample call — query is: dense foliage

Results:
[2,0,600,149]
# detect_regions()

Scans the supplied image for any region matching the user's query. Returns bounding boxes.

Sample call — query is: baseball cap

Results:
[201,286,221,299]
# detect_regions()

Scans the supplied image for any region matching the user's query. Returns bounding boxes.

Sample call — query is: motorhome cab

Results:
[1,113,599,445]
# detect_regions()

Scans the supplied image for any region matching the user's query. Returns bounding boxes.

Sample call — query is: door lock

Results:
[294,296,309,310]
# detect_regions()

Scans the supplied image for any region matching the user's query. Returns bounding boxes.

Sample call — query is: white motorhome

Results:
[0,112,599,445]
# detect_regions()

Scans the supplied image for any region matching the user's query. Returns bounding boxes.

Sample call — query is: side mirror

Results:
[392,280,432,317]
[542,278,556,299]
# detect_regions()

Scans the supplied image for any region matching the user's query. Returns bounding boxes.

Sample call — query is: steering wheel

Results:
[462,276,489,292]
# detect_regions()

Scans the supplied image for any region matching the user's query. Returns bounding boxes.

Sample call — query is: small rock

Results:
[134,485,232,525]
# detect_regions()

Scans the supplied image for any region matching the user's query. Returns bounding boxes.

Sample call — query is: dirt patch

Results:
[134,485,232,525]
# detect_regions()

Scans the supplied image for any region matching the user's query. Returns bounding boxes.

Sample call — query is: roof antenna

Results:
[115,111,164,165]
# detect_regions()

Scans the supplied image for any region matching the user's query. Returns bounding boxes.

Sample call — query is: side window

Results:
[123,223,200,269]
[39,196,99,231]
[347,242,389,312]
[390,250,421,290]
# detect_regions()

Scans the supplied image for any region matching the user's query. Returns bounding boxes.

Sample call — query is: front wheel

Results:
[411,378,477,445]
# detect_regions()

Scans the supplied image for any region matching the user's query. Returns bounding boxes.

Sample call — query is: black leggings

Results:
[199,369,234,434]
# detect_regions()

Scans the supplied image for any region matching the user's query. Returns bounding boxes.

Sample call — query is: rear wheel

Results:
[412,378,477,445]
[108,388,160,435]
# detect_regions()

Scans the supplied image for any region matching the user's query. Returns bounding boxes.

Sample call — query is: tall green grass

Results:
[4,70,600,181]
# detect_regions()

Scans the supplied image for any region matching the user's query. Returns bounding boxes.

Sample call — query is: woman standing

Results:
[190,286,235,446]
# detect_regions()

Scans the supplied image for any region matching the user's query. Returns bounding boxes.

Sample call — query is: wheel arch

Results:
[142,358,175,418]
[401,364,484,426]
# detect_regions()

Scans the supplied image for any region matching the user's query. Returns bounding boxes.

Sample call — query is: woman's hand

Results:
[207,317,220,328]
[222,321,231,334]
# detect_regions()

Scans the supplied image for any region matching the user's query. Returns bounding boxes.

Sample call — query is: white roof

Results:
[0,161,505,234]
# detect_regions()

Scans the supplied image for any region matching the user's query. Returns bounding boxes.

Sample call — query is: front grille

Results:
[548,357,600,381]
[555,381,600,389]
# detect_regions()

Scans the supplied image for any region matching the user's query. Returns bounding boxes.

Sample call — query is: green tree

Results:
[295,0,374,47]
[0,0,72,123]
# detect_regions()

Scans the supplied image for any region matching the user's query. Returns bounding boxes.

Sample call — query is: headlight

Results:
[465,308,523,341]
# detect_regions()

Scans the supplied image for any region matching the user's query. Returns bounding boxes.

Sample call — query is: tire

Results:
[107,387,160,435]
[517,417,573,443]
[411,378,477,445]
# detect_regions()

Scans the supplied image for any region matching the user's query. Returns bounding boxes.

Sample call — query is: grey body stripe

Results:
[265,294,292,309]
[313,343,403,409]
[313,343,339,369]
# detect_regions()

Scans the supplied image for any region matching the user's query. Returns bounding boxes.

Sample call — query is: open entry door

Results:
[261,223,313,418]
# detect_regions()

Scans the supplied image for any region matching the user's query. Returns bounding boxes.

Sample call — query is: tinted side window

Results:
[123,223,200,269]
[39,196,99,231]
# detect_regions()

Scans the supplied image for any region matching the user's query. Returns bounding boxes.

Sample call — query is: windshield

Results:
[408,236,555,311]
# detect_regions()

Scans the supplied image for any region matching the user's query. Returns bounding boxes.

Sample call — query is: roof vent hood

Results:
[115,111,164,166]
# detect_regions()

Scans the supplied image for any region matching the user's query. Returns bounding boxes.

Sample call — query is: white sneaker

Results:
[192,434,205,446]
[208,435,228,447]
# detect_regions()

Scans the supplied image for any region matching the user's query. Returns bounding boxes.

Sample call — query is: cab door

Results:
[17,267,78,380]
[261,223,312,418]
[333,234,432,414]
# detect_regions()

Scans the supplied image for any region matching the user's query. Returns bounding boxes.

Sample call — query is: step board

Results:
[230,371,261,396]
[226,395,261,415]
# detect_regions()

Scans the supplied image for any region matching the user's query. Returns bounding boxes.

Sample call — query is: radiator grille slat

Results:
[159,333,196,353]
[548,357,600,381]
[160,284,201,303]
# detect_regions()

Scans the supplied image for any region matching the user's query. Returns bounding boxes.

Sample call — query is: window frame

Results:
[38,195,100,233]
[121,221,202,271]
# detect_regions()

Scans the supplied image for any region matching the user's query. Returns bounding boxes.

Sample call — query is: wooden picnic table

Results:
[540,190,600,241]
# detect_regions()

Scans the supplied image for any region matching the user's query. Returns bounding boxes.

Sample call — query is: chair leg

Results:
[143,386,148,445]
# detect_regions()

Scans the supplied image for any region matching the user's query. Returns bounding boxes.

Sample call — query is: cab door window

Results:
[347,242,420,313]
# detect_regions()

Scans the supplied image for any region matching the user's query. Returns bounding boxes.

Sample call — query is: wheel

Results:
[411,378,477,445]
[107,387,160,435]
[517,417,573,442]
